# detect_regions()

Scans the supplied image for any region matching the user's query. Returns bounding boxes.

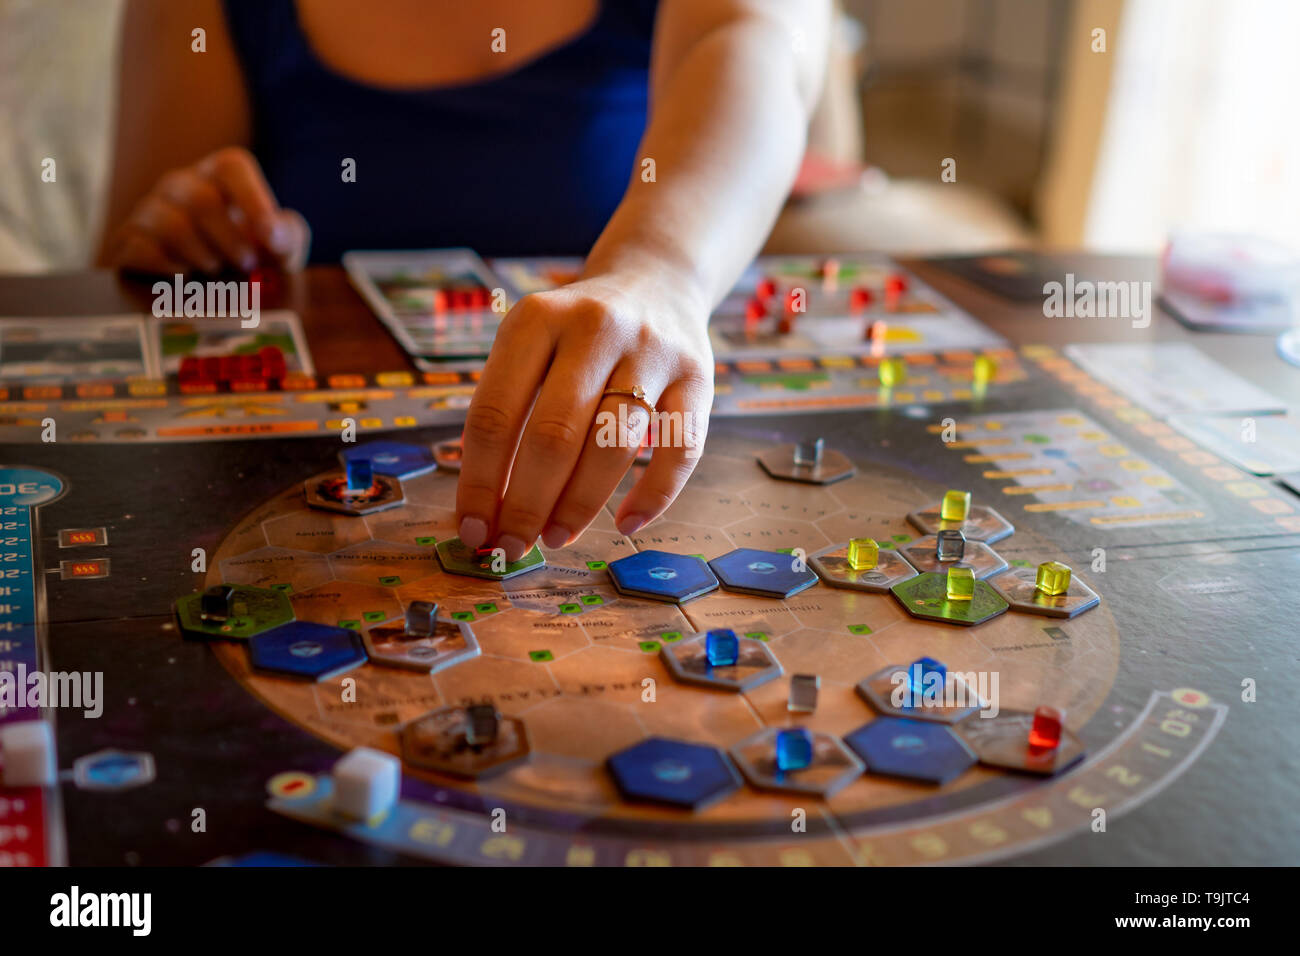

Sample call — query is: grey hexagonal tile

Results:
[896,535,1008,580]
[660,632,783,692]
[363,616,480,673]
[729,727,864,797]
[855,662,986,724]
[401,706,531,779]
[907,503,1014,544]
[757,443,856,485]
[988,566,1101,619]
[304,470,405,516]
[954,710,1087,776]
[810,542,918,593]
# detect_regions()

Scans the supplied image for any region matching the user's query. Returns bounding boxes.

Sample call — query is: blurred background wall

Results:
[0,0,1295,271]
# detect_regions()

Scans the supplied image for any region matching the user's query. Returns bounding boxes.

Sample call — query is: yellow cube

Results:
[1035,561,1072,596]
[940,489,971,522]
[946,566,975,601]
[878,357,907,388]
[847,537,878,571]
[973,355,997,385]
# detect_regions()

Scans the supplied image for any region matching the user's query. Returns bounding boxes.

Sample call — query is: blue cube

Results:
[908,656,946,695]
[775,728,815,772]
[345,458,373,492]
[705,628,740,667]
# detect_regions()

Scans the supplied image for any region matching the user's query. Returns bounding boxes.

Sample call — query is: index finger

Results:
[455,307,555,549]
[199,148,281,246]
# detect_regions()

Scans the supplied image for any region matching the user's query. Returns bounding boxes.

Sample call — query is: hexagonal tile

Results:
[363,616,480,673]
[249,621,368,681]
[954,710,1087,776]
[660,632,783,692]
[175,584,295,641]
[401,706,530,778]
[72,749,156,791]
[843,717,977,784]
[338,440,436,479]
[264,509,371,554]
[606,737,741,809]
[810,542,918,593]
[896,535,1008,579]
[709,547,819,599]
[907,503,1014,544]
[304,470,405,516]
[607,549,719,604]
[729,727,864,797]
[218,546,333,593]
[435,536,546,581]
[988,566,1101,619]
[890,572,1009,627]
[432,436,463,472]
[328,540,440,587]
[757,443,856,485]
[855,663,986,724]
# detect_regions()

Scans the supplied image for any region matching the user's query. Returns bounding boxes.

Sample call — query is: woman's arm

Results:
[456,0,830,560]
[98,0,307,272]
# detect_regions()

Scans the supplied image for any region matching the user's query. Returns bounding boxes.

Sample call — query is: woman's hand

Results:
[455,268,714,562]
[103,147,310,275]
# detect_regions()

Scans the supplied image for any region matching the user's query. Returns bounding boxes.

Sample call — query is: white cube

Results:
[1,720,57,787]
[331,747,400,823]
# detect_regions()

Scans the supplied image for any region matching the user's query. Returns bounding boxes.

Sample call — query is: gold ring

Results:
[603,385,656,416]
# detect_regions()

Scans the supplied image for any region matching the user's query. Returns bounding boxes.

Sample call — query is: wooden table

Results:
[2,258,1296,409]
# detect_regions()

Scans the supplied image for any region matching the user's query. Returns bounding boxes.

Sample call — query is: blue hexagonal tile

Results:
[843,717,977,785]
[250,621,368,681]
[606,737,741,809]
[338,440,436,479]
[607,550,719,604]
[709,548,819,599]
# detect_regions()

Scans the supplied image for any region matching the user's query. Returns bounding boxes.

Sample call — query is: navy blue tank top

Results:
[222,1,657,262]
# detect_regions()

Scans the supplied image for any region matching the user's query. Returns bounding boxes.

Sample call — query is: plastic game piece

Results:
[908,656,946,695]
[0,720,57,787]
[775,728,815,773]
[847,537,879,571]
[755,276,776,300]
[465,704,501,747]
[940,489,971,522]
[1035,561,1072,596]
[344,457,373,493]
[946,566,975,601]
[935,529,966,562]
[200,584,235,622]
[972,355,996,386]
[793,438,824,467]
[1028,706,1064,751]
[705,628,740,667]
[331,747,400,823]
[878,356,906,387]
[744,298,766,323]
[884,273,908,295]
[404,600,438,637]
[849,286,873,311]
[788,674,820,713]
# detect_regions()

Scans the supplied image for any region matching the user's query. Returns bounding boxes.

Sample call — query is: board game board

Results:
[3,337,1297,867]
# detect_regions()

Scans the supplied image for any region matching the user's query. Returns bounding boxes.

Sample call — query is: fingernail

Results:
[497,534,529,562]
[617,513,647,537]
[459,516,488,549]
[268,220,293,254]
[541,523,570,549]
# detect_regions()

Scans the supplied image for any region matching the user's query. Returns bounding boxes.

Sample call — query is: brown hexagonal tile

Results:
[264,509,372,554]
[328,541,441,587]
[218,546,332,593]
[401,706,531,779]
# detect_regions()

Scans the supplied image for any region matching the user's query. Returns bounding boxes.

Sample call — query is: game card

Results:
[1065,342,1287,417]
[149,310,315,376]
[489,256,585,297]
[343,248,509,359]
[1168,412,1300,475]
[0,315,153,381]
